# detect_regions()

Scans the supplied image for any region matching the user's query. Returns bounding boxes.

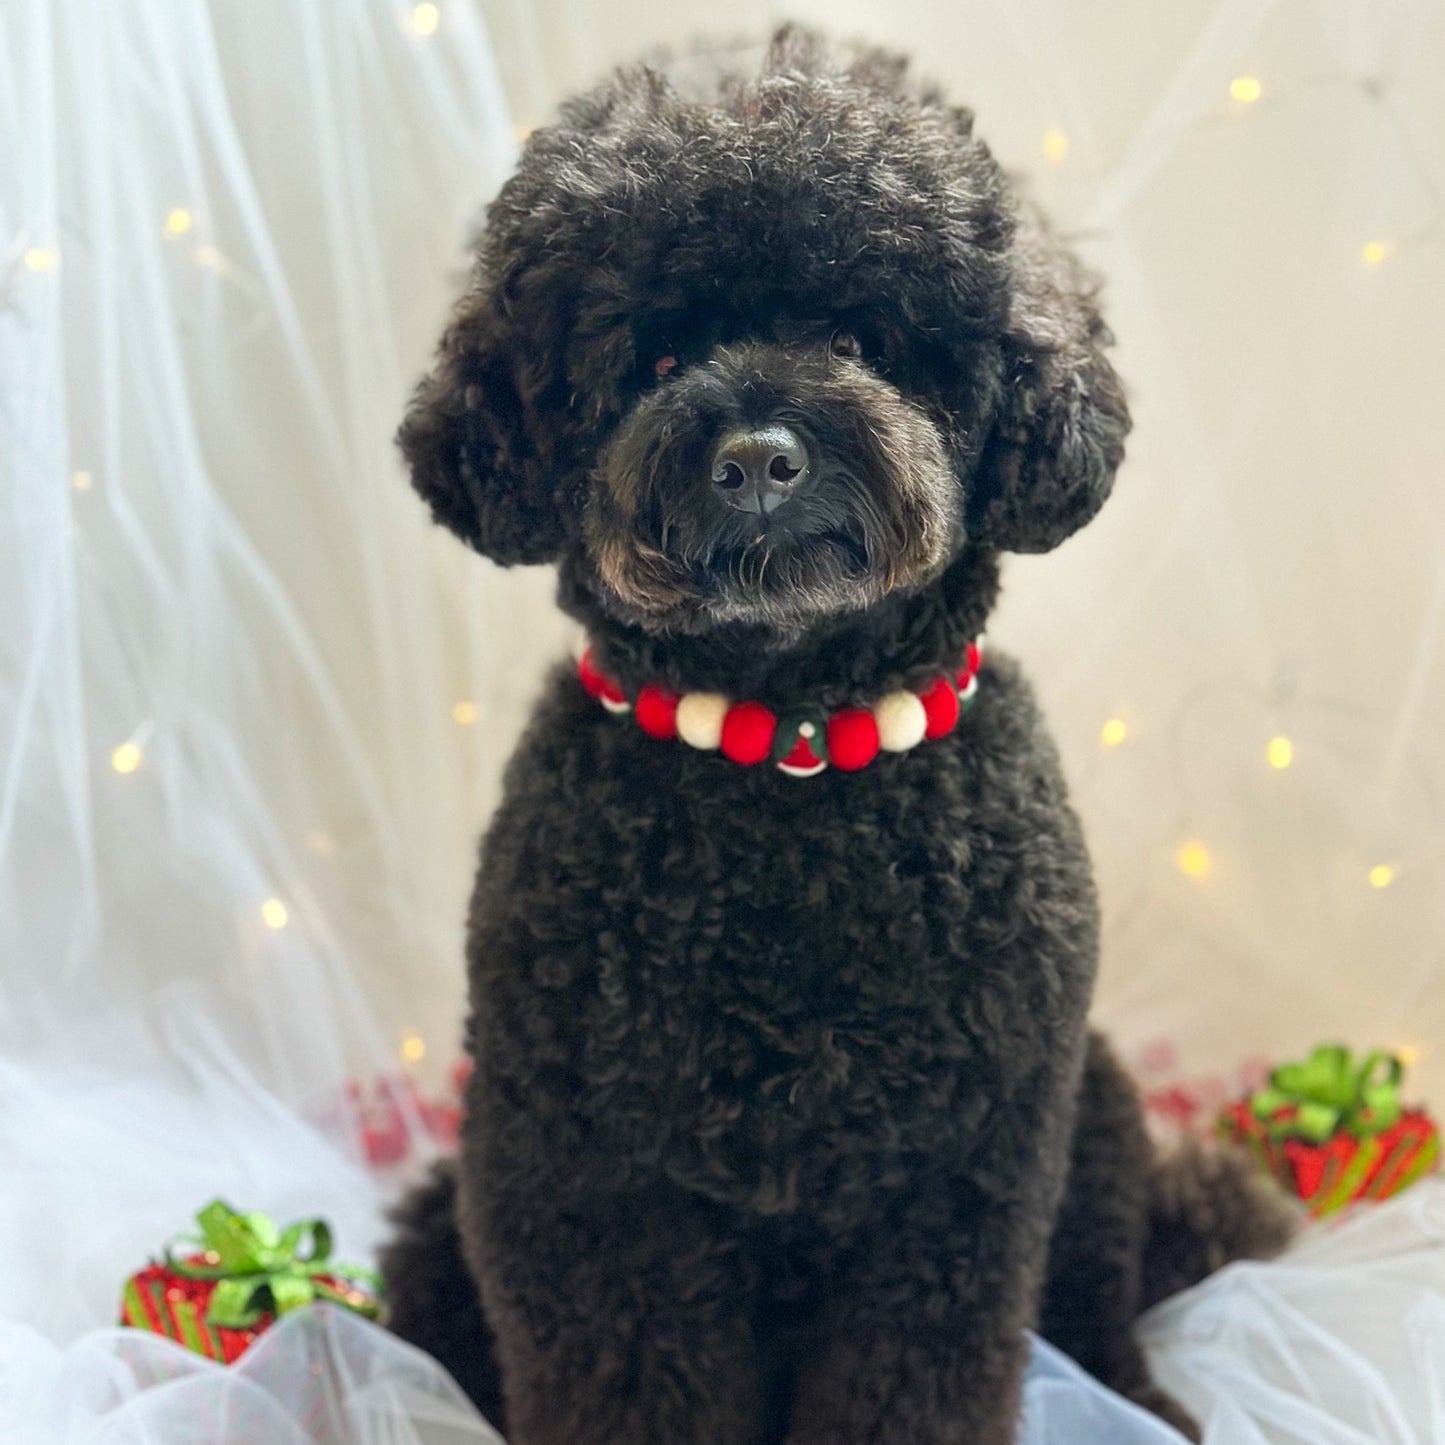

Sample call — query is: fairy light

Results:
[261,897,290,930]
[1368,863,1396,889]
[1099,718,1128,749]
[22,247,57,272]
[409,2,439,35]
[1396,1043,1423,1068]
[1041,129,1070,162]
[71,469,93,492]
[401,1032,427,1063]
[164,208,193,237]
[305,830,336,854]
[1266,735,1294,770]
[451,700,479,725]
[1175,840,1213,880]
[110,742,143,774]
[193,244,225,270]
[1229,75,1263,104]
[1361,240,1393,267]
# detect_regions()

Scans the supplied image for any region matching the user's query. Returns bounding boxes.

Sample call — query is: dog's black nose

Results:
[710,425,810,516]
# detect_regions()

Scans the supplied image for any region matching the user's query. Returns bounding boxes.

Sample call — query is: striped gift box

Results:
[118,1201,384,1363]
[120,1256,270,1363]
[1219,1097,1440,1217]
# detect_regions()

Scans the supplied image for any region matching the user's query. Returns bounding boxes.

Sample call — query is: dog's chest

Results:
[472,665,1096,1205]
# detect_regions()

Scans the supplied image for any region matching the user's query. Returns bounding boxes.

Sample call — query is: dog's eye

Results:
[654,354,679,378]
[830,332,864,360]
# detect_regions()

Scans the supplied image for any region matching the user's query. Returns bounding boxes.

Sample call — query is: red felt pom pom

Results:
[919,675,961,739]
[720,701,777,765]
[827,708,881,771]
[635,683,680,740]
[577,647,608,699]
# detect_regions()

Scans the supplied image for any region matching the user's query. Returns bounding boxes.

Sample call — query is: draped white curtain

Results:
[3,0,1445,1437]
[1,0,568,1339]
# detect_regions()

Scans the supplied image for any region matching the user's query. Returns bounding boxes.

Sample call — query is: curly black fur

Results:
[385,27,1292,1443]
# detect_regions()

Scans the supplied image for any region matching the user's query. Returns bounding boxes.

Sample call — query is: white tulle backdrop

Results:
[3,0,1445,1437]
[1,0,569,1342]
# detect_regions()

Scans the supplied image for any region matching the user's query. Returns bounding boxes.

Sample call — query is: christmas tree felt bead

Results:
[720,701,777,765]
[635,684,680,740]
[774,715,828,777]
[919,675,960,739]
[827,708,881,771]
[676,693,729,749]
[874,691,928,752]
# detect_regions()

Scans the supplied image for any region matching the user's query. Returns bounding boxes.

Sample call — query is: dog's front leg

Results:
[783,1192,1054,1445]
[472,1183,766,1445]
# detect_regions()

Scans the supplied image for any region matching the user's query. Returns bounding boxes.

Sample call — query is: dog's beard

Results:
[583,350,959,635]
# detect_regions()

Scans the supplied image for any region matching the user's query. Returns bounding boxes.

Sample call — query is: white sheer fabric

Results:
[8,1184,1445,1443]
[0,1307,505,1445]
[4,0,1445,1439]
[1,0,566,1154]
[1142,1181,1445,1444]
[2,1308,1187,1444]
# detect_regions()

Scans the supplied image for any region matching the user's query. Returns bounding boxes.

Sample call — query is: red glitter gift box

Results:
[119,1200,384,1363]
[1218,1044,1439,1217]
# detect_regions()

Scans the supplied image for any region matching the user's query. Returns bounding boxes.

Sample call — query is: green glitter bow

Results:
[1249,1044,1403,1144]
[169,1200,383,1329]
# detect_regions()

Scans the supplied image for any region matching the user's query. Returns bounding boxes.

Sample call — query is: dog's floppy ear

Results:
[399,266,566,565]
[968,208,1130,554]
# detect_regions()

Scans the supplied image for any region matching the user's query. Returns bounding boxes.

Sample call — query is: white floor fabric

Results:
[4,1046,1444,1444]
[1141,1181,1445,1445]
[1,1310,1193,1445]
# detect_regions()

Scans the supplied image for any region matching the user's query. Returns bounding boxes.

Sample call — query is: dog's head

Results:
[402,28,1128,637]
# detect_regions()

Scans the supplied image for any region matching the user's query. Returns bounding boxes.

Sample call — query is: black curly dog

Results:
[382,28,1293,1445]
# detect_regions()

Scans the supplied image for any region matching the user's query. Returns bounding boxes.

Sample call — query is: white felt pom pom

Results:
[873,690,928,752]
[676,693,729,750]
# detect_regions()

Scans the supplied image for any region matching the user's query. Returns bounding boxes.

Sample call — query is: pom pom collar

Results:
[577,638,984,778]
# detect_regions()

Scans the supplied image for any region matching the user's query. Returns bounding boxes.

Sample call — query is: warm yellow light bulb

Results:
[1266,736,1293,770]
[1042,129,1070,162]
[1396,1043,1423,1068]
[1368,863,1396,889]
[23,247,57,272]
[164,208,193,237]
[193,244,225,270]
[262,897,289,929]
[111,742,143,774]
[401,1032,427,1063]
[305,830,336,854]
[452,700,479,725]
[1099,718,1128,749]
[1229,75,1263,104]
[1361,240,1393,267]
[1176,840,1213,880]
[71,470,94,492]
[409,2,439,35]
